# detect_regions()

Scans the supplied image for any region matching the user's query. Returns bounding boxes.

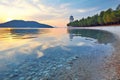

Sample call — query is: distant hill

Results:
[0,20,53,28]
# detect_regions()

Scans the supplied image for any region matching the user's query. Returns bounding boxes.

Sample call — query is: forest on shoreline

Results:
[67,4,120,27]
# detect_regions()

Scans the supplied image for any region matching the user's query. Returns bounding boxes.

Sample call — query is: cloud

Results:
[0,0,40,22]
[25,1,72,26]
[60,3,71,8]
[0,0,99,27]
[0,0,71,22]
[77,9,86,13]
[77,8,98,13]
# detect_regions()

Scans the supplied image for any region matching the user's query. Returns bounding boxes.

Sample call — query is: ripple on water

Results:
[0,28,118,80]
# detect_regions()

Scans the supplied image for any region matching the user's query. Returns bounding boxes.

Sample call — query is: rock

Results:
[72,56,79,60]
[14,69,19,72]
[9,74,18,78]
[3,78,9,80]
[9,74,14,78]
[43,71,49,75]
[30,72,36,75]
[45,73,50,77]
[34,68,38,71]
[38,72,42,76]
[60,58,65,61]
[52,67,56,70]
[67,56,79,64]
[26,76,32,80]
[74,78,78,80]
[66,66,71,70]
[40,78,49,80]
[19,77,25,80]
[32,77,38,80]
[57,64,63,68]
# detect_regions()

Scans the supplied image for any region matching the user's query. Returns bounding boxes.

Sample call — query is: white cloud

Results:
[33,0,39,3]
[60,3,71,8]
[77,8,97,13]
[0,0,98,27]
[77,9,86,13]
[0,0,70,19]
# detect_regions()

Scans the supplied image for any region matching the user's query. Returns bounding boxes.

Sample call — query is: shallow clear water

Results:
[0,27,120,80]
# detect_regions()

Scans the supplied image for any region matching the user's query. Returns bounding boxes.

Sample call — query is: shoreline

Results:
[68,24,120,28]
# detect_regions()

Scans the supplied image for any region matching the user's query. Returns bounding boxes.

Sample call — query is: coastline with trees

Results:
[67,4,120,27]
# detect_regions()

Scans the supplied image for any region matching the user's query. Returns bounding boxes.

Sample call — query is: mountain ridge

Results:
[0,20,53,28]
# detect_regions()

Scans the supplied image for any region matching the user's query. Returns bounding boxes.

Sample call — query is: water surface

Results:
[0,27,120,80]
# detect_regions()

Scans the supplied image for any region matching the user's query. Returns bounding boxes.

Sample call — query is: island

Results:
[0,20,53,28]
[67,4,120,27]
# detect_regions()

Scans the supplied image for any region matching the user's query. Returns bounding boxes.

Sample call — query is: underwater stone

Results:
[26,76,32,80]
[57,64,63,68]
[19,77,25,80]
[9,74,18,78]
[52,67,56,70]
[32,77,38,80]
[14,69,19,72]
[66,66,71,70]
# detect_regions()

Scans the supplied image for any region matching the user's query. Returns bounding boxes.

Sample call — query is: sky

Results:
[0,0,119,27]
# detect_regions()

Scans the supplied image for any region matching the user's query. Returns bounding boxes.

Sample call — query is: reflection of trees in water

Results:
[67,28,119,79]
[67,29,116,44]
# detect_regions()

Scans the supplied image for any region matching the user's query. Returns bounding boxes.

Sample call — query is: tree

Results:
[67,5,120,27]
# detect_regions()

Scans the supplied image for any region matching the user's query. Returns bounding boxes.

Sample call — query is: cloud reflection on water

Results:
[0,28,117,80]
[0,28,115,60]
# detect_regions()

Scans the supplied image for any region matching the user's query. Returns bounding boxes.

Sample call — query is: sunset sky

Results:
[0,0,119,27]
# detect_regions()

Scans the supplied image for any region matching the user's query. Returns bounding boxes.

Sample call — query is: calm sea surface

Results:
[0,26,120,80]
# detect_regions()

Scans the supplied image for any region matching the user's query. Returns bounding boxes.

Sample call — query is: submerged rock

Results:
[19,77,25,80]
[26,76,32,80]
[57,64,63,68]
[67,56,79,64]
[9,74,18,78]
[66,66,71,70]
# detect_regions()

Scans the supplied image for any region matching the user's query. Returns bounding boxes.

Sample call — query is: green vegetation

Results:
[67,4,120,27]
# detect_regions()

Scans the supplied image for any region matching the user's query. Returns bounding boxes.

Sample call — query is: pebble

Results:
[9,74,18,78]
[38,72,42,76]
[57,64,63,68]
[32,77,38,80]
[9,74,14,78]
[72,56,79,60]
[67,56,79,64]
[67,61,73,64]
[43,71,49,74]
[66,66,71,70]
[14,69,19,72]
[26,76,32,80]
[3,78,9,80]
[74,78,78,80]
[19,77,25,80]
[30,72,36,75]
[52,67,56,70]
[1,53,80,80]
